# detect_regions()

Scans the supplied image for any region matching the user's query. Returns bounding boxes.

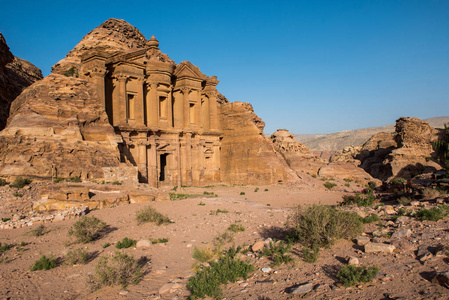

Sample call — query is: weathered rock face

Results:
[357,117,440,181]
[52,18,149,76]
[0,32,43,130]
[270,129,325,174]
[318,162,381,185]
[219,103,297,184]
[0,74,121,180]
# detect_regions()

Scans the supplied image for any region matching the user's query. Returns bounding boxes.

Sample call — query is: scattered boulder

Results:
[252,240,266,252]
[136,239,153,248]
[286,282,314,295]
[364,242,396,254]
[346,256,360,265]
[432,272,449,289]
[355,236,371,246]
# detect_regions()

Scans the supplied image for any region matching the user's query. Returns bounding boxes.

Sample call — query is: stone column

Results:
[137,140,148,183]
[185,132,192,185]
[146,82,158,127]
[135,77,145,125]
[90,69,107,108]
[147,135,158,187]
[182,88,191,128]
[116,75,128,125]
[208,91,218,130]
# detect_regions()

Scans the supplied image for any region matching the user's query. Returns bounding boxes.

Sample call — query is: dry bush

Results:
[68,216,107,243]
[136,205,170,225]
[422,188,441,200]
[64,248,88,265]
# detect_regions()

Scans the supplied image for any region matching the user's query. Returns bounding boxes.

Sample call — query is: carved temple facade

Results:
[79,36,222,187]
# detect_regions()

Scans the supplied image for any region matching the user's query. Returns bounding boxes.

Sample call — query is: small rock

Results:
[383,205,396,215]
[119,290,128,295]
[287,282,314,295]
[355,236,371,246]
[364,242,395,254]
[136,240,153,248]
[252,240,266,252]
[392,228,412,238]
[346,256,359,265]
[261,267,272,273]
[159,283,174,294]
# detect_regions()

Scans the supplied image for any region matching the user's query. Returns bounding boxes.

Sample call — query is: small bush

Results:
[187,246,254,299]
[63,67,78,77]
[89,252,143,289]
[115,237,136,249]
[169,193,199,201]
[264,189,269,191]
[0,178,8,186]
[397,196,413,205]
[9,177,31,189]
[311,174,317,178]
[111,181,122,185]
[337,265,379,287]
[391,177,407,185]
[302,244,320,263]
[340,188,376,207]
[240,192,245,195]
[254,187,259,192]
[288,205,363,248]
[228,223,245,233]
[29,224,47,237]
[1,218,10,222]
[414,205,449,221]
[192,246,217,263]
[102,243,111,249]
[0,243,12,253]
[259,240,293,266]
[422,188,441,200]
[150,238,168,244]
[13,192,22,197]
[198,201,206,206]
[136,205,171,225]
[68,216,107,243]
[214,231,234,245]
[324,182,337,189]
[362,214,381,224]
[64,248,89,265]
[210,209,229,215]
[53,177,64,183]
[67,176,81,183]
[344,178,353,183]
[31,255,57,271]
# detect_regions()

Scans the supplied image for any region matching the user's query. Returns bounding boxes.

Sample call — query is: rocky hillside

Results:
[297,116,449,151]
[0,32,43,130]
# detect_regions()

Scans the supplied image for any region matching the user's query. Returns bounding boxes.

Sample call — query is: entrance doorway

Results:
[159,153,168,181]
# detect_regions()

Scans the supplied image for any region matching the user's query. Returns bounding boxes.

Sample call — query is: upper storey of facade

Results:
[79,36,221,136]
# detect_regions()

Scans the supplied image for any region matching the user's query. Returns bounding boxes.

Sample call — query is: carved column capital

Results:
[115,74,129,82]
[181,87,191,94]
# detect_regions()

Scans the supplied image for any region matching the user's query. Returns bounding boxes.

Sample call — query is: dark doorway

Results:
[159,153,168,181]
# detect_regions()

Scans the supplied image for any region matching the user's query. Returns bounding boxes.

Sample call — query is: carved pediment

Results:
[174,61,207,81]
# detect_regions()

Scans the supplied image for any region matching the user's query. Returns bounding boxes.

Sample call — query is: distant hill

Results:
[295,116,449,151]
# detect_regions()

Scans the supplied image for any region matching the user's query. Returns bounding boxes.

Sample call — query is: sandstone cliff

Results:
[357,117,442,181]
[219,103,298,185]
[0,74,121,180]
[0,32,43,130]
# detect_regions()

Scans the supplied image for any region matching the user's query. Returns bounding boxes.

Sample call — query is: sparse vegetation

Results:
[136,205,171,225]
[214,230,234,245]
[264,188,269,191]
[240,192,245,195]
[187,245,254,299]
[192,245,217,263]
[68,216,107,243]
[344,178,353,183]
[302,244,320,263]
[397,196,413,205]
[115,237,137,249]
[1,218,10,222]
[9,177,31,189]
[337,265,379,287]
[12,191,23,197]
[0,243,12,253]
[433,123,449,169]
[31,255,57,271]
[324,181,337,189]
[63,67,78,77]
[0,178,8,186]
[89,252,143,289]
[340,188,376,207]
[150,238,168,244]
[288,205,363,248]
[210,209,229,215]
[414,205,449,221]
[361,214,381,224]
[169,193,200,201]
[228,223,245,232]
[259,239,293,266]
[53,177,64,183]
[67,176,82,183]
[111,181,122,185]
[102,243,111,249]
[422,188,443,200]
[64,248,89,265]
[29,224,47,237]
[198,201,206,206]
[311,174,317,178]
[254,187,259,192]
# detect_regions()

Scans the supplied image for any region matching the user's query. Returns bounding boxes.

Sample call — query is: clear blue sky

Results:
[1,0,448,134]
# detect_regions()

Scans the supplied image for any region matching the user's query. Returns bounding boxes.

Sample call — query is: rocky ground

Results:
[1,179,449,300]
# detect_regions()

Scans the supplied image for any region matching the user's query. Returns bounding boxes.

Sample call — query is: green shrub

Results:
[115,237,137,249]
[111,181,122,185]
[228,223,245,232]
[136,205,171,225]
[337,265,379,287]
[264,189,269,191]
[391,177,407,185]
[302,244,320,263]
[63,67,77,77]
[240,192,245,195]
[29,224,47,237]
[210,209,229,215]
[397,196,413,205]
[324,182,337,189]
[31,255,57,271]
[89,252,143,289]
[340,188,376,207]
[1,218,10,222]
[102,243,111,249]
[169,193,199,200]
[64,248,89,265]
[0,243,12,253]
[67,176,81,183]
[150,238,168,244]
[192,246,217,263]
[13,192,22,197]
[362,214,381,224]
[9,177,31,189]
[344,178,353,183]
[0,178,8,186]
[214,231,234,245]
[187,246,254,299]
[68,216,107,243]
[311,174,317,178]
[53,177,64,183]
[414,205,449,221]
[254,187,259,192]
[198,201,206,206]
[288,205,363,248]
[259,240,293,266]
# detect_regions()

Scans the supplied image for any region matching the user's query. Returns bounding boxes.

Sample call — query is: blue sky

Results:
[1,0,448,134]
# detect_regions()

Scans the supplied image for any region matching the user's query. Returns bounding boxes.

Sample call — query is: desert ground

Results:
[1,178,449,300]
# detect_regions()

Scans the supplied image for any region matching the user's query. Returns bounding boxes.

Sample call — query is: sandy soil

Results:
[1,181,448,299]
